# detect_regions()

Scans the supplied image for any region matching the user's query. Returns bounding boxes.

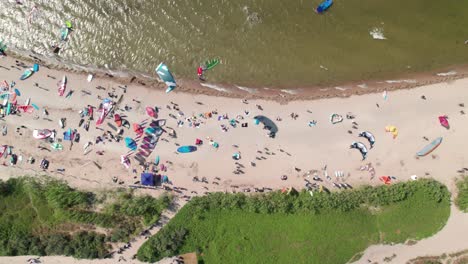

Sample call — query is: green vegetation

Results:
[455,176,468,212]
[0,177,171,258]
[138,179,450,263]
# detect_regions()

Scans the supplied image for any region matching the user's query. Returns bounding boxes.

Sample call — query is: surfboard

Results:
[14,89,21,96]
[25,98,31,105]
[177,145,197,153]
[33,63,39,72]
[417,137,443,157]
[31,103,39,110]
[154,155,160,166]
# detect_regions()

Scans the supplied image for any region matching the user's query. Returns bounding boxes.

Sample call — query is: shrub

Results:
[137,227,187,262]
[455,176,468,212]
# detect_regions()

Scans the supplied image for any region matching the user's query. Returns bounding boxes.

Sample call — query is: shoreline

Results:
[1,55,468,263]
[8,50,468,103]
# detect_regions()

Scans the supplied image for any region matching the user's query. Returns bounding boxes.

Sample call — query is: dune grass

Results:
[0,177,171,258]
[138,180,450,263]
[455,176,468,212]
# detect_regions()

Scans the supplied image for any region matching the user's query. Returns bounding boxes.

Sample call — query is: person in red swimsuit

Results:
[197,65,206,81]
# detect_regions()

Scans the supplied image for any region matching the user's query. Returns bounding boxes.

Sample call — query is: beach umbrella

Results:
[124,137,137,151]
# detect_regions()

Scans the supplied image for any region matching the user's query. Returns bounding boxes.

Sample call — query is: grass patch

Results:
[455,176,468,212]
[0,177,171,258]
[138,179,450,263]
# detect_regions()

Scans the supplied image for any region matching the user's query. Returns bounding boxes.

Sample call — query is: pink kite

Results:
[438,115,449,129]
[146,106,157,118]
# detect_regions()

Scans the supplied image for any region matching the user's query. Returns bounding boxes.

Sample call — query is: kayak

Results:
[204,59,220,70]
[58,76,67,96]
[417,137,443,157]
[20,69,34,80]
[316,0,333,13]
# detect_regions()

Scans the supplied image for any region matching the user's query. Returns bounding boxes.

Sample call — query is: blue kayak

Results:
[316,0,333,13]
[177,145,197,153]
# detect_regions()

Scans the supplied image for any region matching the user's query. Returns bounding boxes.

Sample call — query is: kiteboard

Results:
[417,137,443,157]
[177,145,197,153]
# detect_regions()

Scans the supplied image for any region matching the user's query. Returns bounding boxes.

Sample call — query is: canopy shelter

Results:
[141,173,155,186]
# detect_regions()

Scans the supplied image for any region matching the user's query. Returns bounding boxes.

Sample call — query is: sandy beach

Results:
[1,55,468,263]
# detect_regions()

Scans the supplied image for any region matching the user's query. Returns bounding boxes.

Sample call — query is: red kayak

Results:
[438,115,449,129]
